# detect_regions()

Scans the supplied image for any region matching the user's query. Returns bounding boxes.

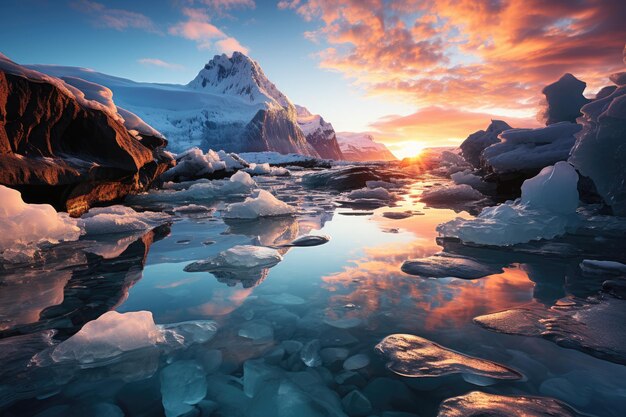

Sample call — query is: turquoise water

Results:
[1,168,625,416]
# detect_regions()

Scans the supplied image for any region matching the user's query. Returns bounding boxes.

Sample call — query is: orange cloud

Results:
[282,0,626,121]
[169,7,249,54]
[137,58,185,70]
[370,106,541,147]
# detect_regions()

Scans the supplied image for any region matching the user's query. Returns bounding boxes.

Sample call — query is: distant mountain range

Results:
[336,132,397,161]
[28,52,395,161]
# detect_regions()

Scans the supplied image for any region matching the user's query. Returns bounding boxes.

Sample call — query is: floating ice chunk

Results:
[160,360,207,417]
[51,311,164,363]
[401,254,503,279]
[185,245,282,272]
[79,206,169,235]
[159,320,218,346]
[343,354,370,371]
[244,163,272,175]
[382,211,413,219]
[437,391,581,417]
[347,187,395,201]
[451,170,495,192]
[420,184,484,204]
[0,185,81,262]
[375,334,521,381]
[161,148,227,182]
[474,295,626,365]
[223,190,296,219]
[300,339,322,367]
[580,259,626,276]
[438,162,580,246]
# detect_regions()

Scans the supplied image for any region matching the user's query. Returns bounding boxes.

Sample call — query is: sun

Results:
[393,141,426,160]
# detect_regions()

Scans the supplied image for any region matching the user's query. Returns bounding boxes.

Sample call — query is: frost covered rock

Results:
[568,80,626,216]
[223,190,296,219]
[482,122,581,176]
[51,311,164,363]
[376,334,521,382]
[460,120,512,168]
[185,245,283,272]
[438,162,580,245]
[541,73,591,125]
[437,391,581,417]
[160,360,207,417]
[161,148,247,182]
[79,205,169,235]
[0,185,81,262]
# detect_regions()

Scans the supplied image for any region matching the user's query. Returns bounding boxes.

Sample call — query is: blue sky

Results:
[0,0,413,136]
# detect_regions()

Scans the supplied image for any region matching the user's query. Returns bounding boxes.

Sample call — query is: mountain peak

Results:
[187,52,291,109]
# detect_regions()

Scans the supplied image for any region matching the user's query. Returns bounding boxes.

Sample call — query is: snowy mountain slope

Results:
[336,132,397,161]
[29,53,318,156]
[295,105,343,160]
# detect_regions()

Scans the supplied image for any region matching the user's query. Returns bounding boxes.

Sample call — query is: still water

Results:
[1,167,625,417]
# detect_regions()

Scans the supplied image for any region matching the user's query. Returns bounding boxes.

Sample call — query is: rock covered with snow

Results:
[0,185,81,262]
[161,148,247,182]
[0,54,171,216]
[541,73,591,125]
[438,162,580,245]
[295,105,344,160]
[223,190,296,219]
[460,120,512,168]
[336,132,397,162]
[568,74,626,216]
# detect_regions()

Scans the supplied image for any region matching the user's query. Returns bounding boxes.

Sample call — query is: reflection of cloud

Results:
[190,287,253,316]
[323,238,535,330]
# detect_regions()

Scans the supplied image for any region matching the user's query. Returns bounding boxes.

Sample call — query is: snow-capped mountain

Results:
[295,105,343,160]
[28,52,317,156]
[336,132,397,161]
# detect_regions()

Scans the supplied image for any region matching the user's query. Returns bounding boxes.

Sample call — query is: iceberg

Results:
[438,162,580,245]
[223,190,296,219]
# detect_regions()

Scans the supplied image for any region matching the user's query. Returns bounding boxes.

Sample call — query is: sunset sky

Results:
[1,0,625,157]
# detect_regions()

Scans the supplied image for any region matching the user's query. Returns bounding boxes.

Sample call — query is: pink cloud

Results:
[137,58,185,70]
[169,7,249,54]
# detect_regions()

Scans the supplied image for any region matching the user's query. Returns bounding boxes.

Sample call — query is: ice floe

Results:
[185,245,283,272]
[438,162,580,245]
[79,206,170,235]
[375,334,521,382]
[223,190,296,219]
[0,185,81,262]
[437,391,581,417]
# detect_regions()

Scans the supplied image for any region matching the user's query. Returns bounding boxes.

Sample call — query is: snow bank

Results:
[569,82,626,216]
[482,122,581,174]
[0,185,81,262]
[459,120,512,168]
[51,311,163,363]
[438,162,580,245]
[223,190,296,219]
[79,206,169,235]
[161,148,247,182]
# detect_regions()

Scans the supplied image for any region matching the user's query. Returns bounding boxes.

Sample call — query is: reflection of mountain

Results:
[0,225,170,338]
